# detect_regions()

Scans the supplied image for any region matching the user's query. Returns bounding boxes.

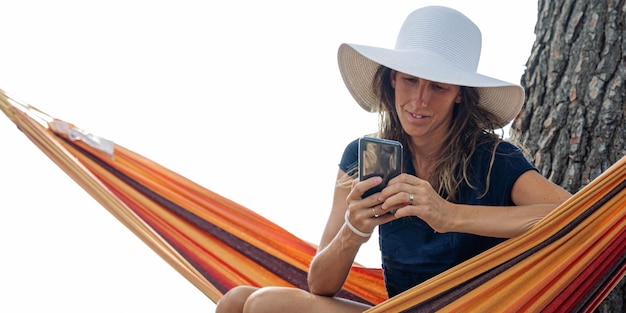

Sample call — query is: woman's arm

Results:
[307,170,390,296]
[381,171,572,238]
[451,170,571,237]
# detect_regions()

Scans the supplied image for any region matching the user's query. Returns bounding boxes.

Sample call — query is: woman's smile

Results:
[406,111,431,122]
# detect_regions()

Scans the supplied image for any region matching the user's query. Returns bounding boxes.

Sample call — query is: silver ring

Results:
[372,208,379,218]
[409,193,414,204]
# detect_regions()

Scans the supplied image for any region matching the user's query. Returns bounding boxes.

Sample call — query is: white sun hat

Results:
[338,6,524,128]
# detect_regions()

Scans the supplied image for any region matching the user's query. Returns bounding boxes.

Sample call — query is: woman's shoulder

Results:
[495,140,525,154]
[471,140,529,164]
[474,139,536,175]
[338,137,362,174]
[476,140,523,154]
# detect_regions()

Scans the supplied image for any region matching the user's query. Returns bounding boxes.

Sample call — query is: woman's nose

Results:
[412,81,429,107]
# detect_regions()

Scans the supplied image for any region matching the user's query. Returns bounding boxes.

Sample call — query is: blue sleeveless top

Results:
[339,138,537,297]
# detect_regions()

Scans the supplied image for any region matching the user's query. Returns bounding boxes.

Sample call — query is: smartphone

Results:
[358,137,403,199]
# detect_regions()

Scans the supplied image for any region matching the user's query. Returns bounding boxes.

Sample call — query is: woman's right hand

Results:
[345,176,398,240]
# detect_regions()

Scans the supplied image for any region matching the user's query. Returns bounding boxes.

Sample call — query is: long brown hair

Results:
[372,65,503,202]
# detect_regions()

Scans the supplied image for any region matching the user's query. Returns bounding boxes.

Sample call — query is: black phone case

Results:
[358,137,403,198]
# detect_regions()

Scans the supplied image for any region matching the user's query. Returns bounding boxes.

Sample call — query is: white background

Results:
[0,1,536,311]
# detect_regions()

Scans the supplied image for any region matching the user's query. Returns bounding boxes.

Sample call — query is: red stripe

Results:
[545,228,626,312]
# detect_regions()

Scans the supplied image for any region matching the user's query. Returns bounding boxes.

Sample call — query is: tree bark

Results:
[510,0,625,311]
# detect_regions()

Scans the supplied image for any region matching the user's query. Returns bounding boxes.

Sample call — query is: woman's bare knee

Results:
[243,287,307,313]
[243,287,369,313]
[215,286,259,313]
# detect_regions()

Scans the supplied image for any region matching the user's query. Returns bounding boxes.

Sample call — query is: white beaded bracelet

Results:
[344,211,372,238]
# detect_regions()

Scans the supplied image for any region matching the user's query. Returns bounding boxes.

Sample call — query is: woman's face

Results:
[391,71,461,144]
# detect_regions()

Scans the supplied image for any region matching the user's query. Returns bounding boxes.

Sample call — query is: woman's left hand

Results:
[378,173,455,232]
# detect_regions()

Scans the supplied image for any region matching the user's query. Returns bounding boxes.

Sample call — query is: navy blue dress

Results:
[339,138,537,297]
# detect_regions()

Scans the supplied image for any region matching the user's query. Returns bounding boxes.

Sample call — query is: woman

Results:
[215,6,571,313]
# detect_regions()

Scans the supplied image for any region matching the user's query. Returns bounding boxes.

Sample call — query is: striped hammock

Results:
[1,89,624,312]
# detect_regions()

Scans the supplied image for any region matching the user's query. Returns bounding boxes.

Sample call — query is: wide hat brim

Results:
[337,7,525,129]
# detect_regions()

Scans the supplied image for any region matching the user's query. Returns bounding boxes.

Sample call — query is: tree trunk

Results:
[510,0,625,311]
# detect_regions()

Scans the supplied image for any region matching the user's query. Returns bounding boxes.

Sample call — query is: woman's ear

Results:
[390,70,397,89]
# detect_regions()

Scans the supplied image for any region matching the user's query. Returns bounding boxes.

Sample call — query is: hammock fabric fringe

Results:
[2,89,624,312]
